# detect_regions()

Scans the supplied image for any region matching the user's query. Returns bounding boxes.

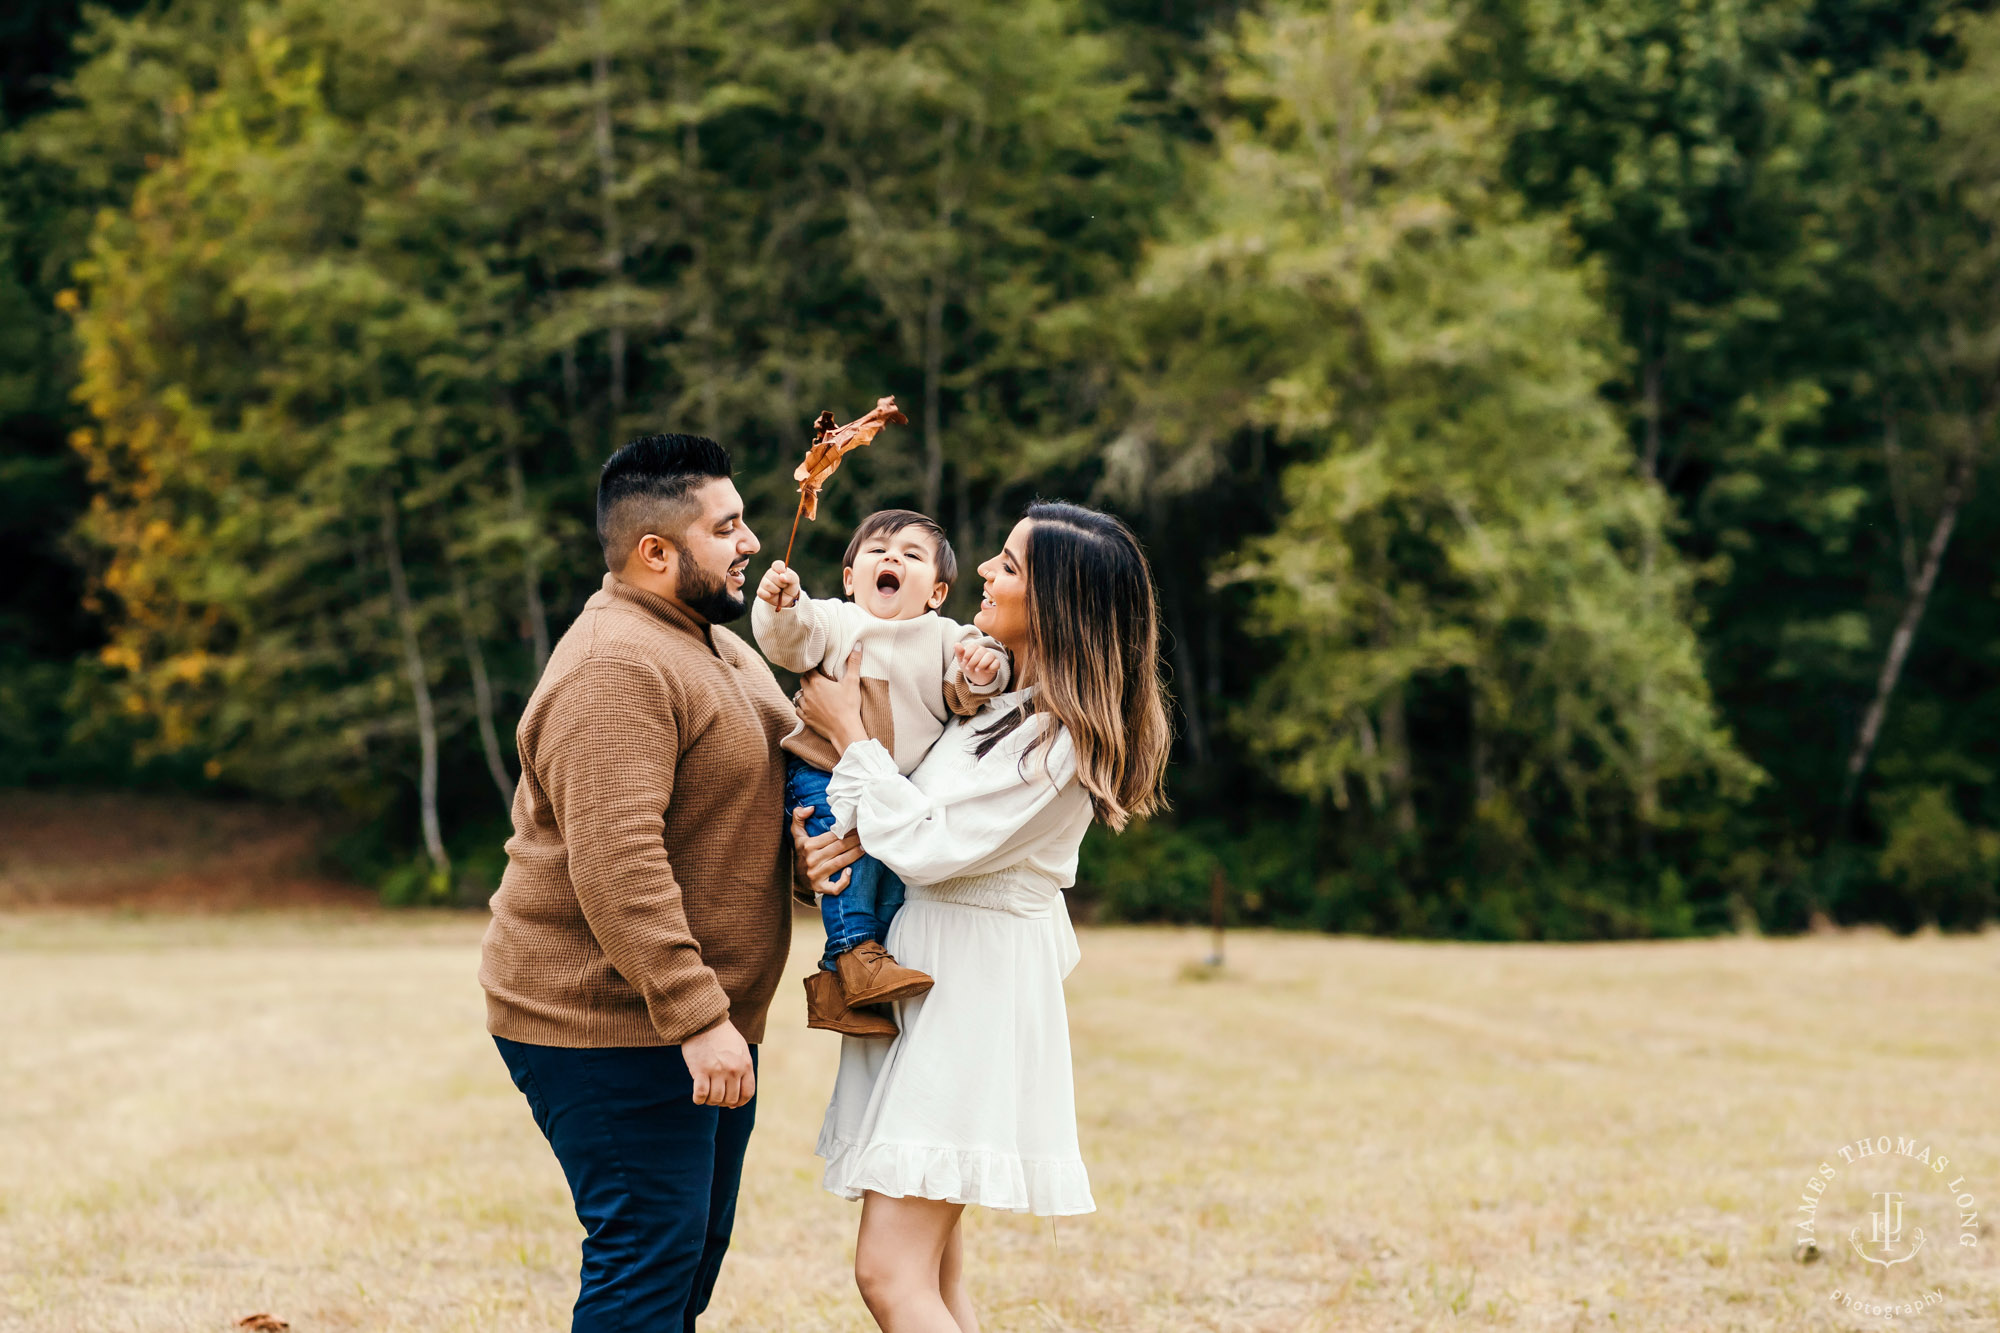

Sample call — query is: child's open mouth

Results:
[876,570,902,596]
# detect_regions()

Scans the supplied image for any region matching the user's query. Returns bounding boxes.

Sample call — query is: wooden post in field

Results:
[1206,864,1227,967]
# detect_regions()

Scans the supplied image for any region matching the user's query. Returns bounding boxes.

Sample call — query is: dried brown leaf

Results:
[792,396,907,520]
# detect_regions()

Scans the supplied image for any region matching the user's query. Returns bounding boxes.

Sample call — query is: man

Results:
[479,433,796,1331]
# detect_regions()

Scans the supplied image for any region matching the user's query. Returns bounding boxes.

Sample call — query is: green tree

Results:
[1119,0,1757,930]
[1466,0,2000,929]
[56,0,1173,884]
[1825,10,2000,828]
[0,0,221,780]
[67,6,543,888]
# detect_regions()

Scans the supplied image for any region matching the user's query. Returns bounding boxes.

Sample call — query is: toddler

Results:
[752,508,1009,1036]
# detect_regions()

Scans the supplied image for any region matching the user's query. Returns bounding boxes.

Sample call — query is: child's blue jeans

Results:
[786,754,906,971]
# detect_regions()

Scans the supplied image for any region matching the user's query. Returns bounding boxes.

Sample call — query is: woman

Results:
[791,501,1171,1333]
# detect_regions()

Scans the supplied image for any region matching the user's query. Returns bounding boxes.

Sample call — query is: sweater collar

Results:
[602,572,718,654]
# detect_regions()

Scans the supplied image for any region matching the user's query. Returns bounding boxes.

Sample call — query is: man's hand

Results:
[758,562,802,610]
[682,1018,755,1108]
[791,805,861,896]
[955,641,1006,688]
[796,647,869,753]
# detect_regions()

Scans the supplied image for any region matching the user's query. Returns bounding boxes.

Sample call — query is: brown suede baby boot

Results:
[834,940,935,1007]
[804,969,897,1037]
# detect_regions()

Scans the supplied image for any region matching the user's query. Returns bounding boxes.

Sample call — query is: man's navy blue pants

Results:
[495,1036,757,1332]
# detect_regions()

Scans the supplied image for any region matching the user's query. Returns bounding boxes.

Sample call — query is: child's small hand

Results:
[956,641,1006,688]
[758,562,802,610]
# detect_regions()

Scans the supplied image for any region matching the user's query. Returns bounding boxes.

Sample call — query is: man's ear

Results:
[634,533,676,576]
[928,582,949,611]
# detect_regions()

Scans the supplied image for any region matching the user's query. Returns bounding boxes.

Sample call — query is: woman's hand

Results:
[796,646,870,755]
[790,806,862,895]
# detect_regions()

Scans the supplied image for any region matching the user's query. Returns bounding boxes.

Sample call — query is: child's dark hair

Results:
[843,509,958,587]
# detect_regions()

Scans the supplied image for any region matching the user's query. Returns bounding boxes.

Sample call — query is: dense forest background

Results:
[3,0,1995,934]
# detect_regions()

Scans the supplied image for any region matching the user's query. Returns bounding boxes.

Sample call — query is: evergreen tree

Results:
[1118,0,1757,933]
[5,0,1992,928]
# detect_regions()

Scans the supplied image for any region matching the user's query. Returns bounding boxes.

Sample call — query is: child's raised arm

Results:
[756,562,802,612]
[750,562,833,672]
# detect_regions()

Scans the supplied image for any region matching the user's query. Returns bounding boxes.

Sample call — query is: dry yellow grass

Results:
[1,911,1995,1332]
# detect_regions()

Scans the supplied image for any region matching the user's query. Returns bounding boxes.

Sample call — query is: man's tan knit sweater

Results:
[479,573,796,1047]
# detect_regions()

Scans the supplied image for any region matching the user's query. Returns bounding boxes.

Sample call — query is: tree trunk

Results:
[560,342,592,469]
[920,123,959,519]
[1881,411,1918,590]
[1368,528,1417,838]
[921,274,945,517]
[1634,347,1664,860]
[954,447,972,568]
[506,447,551,679]
[588,0,626,431]
[1206,863,1227,967]
[1469,684,1496,810]
[683,114,722,441]
[1349,706,1384,813]
[1166,593,1209,766]
[1836,449,1974,825]
[380,494,450,878]
[1638,353,1665,478]
[1204,599,1223,711]
[453,567,516,813]
[1380,685,1417,838]
[1635,520,1660,863]
[560,341,580,419]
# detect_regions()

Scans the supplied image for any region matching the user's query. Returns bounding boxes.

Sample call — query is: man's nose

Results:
[740,523,761,555]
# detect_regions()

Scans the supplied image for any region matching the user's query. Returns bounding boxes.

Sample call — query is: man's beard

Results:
[677,551,748,624]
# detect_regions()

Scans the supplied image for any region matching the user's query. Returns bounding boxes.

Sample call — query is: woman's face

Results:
[973,518,1034,660]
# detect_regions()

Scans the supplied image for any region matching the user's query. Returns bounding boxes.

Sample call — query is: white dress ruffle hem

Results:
[815,868,1094,1216]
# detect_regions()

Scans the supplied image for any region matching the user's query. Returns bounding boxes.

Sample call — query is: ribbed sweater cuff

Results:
[651,988,733,1046]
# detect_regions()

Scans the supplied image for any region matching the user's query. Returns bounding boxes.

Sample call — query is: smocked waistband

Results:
[906,870,1062,919]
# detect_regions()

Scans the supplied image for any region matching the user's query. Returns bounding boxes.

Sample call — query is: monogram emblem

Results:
[1849,1190,1927,1266]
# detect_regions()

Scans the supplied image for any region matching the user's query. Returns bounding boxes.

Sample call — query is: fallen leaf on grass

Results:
[236,1315,289,1331]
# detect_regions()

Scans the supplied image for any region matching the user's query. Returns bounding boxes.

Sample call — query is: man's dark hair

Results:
[597,433,733,571]
[843,509,958,588]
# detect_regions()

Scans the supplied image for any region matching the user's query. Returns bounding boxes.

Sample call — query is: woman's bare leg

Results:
[938,1216,979,1333]
[854,1192,968,1332]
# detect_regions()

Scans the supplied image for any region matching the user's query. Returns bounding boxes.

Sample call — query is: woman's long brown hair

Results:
[975,502,1171,830]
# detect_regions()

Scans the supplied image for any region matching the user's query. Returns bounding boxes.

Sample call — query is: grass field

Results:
[2,909,1996,1332]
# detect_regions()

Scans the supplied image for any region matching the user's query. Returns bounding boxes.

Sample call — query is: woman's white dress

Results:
[815,685,1097,1217]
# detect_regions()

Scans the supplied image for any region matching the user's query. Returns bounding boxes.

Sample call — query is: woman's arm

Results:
[797,653,1079,883]
[825,735,1077,884]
